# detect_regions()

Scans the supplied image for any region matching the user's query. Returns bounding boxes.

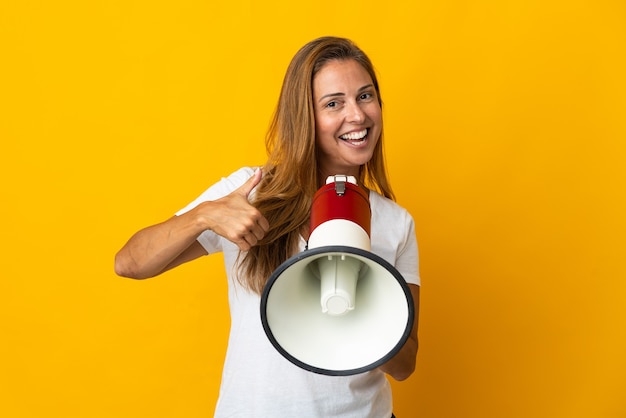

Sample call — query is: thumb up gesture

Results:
[202,168,270,251]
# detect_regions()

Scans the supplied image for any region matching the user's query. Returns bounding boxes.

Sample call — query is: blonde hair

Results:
[239,36,395,294]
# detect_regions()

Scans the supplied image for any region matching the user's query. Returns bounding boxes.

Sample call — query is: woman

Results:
[115,36,420,418]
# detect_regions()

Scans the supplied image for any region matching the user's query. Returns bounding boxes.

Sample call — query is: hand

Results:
[201,169,270,251]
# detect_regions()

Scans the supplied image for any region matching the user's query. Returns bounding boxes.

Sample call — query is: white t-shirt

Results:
[177,167,420,418]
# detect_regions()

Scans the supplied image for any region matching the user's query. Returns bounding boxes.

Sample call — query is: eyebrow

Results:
[317,84,374,103]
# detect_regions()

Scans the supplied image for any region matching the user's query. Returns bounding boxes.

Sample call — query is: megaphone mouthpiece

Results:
[317,254,361,316]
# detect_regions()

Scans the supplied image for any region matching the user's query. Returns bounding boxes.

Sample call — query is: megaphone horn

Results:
[260,175,414,376]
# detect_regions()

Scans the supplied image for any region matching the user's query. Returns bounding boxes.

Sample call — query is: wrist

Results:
[187,201,216,234]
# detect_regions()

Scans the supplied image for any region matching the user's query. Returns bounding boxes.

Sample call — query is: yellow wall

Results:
[1,1,625,417]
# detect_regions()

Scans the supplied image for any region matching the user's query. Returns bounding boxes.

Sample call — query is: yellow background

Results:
[2,1,625,417]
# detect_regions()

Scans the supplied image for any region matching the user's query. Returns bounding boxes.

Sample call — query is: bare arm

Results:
[378,284,420,381]
[115,169,269,279]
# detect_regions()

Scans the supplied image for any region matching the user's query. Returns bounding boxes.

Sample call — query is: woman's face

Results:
[312,59,382,181]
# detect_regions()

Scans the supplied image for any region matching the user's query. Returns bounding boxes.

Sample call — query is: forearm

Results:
[378,332,418,381]
[114,176,269,279]
[114,208,209,279]
[378,284,420,381]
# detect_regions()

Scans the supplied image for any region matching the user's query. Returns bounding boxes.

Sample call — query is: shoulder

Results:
[369,191,414,224]
[369,190,416,245]
[369,191,420,284]
[218,166,257,190]
[198,166,258,197]
[176,166,257,216]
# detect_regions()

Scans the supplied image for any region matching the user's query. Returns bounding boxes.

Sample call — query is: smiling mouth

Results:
[339,129,368,144]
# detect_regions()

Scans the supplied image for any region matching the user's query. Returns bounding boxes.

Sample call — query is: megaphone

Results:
[260,175,415,376]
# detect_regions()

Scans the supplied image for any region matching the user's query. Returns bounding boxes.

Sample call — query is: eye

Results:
[359,92,373,101]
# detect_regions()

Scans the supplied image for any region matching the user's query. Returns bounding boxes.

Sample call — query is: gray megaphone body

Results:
[260,175,415,376]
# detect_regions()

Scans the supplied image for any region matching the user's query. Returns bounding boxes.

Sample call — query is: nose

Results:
[346,101,366,124]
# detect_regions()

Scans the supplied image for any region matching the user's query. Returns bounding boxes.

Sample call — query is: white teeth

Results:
[340,129,368,141]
